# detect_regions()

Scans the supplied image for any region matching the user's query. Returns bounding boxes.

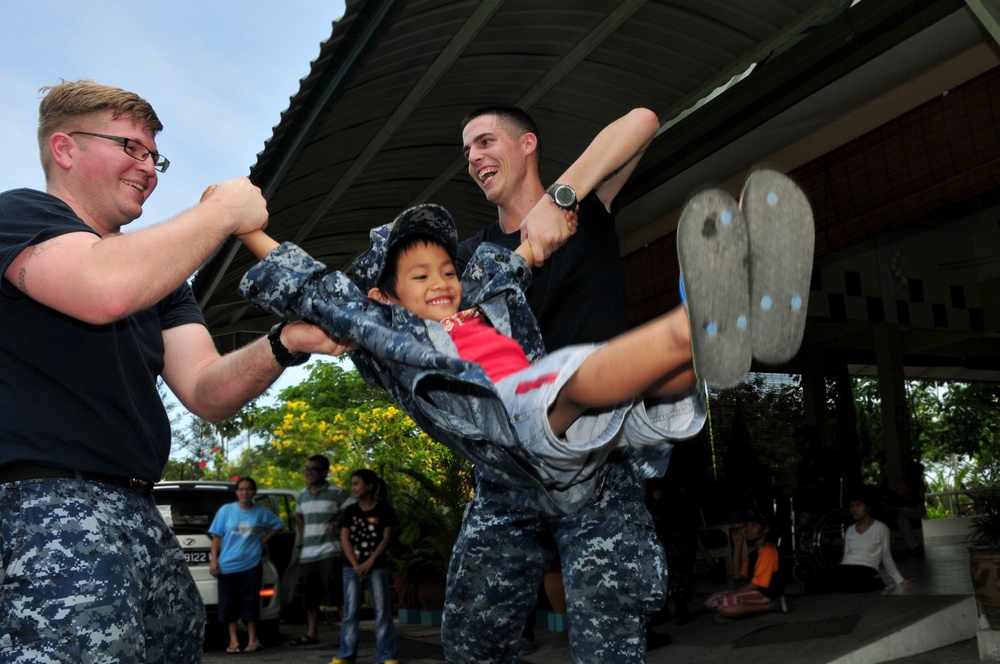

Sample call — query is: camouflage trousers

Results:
[442,462,666,663]
[0,477,204,663]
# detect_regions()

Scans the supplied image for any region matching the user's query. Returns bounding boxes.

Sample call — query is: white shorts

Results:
[495,344,705,490]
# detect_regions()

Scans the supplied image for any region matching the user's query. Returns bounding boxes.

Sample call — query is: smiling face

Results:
[350,475,372,499]
[462,113,533,206]
[58,112,159,235]
[374,240,461,321]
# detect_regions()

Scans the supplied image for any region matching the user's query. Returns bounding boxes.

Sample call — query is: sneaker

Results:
[774,596,789,614]
[329,659,351,664]
[383,661,401,664]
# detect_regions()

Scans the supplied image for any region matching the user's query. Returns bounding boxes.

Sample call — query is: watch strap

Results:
[268,321,311,367]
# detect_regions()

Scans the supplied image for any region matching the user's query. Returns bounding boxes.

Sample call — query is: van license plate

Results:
[185,551,209,565]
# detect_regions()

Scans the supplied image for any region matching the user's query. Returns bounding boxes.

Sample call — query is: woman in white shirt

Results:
[805,486,916,594]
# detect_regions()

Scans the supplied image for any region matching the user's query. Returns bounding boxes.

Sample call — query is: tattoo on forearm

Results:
[17,267,29,295]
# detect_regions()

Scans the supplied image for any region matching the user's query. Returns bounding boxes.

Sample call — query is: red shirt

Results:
[443,309,530,383]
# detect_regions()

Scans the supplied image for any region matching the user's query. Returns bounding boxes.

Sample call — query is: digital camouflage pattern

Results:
[0,478,203,663]
[352,203,460,292]
[443,463,667,663]
[240,240,703,512]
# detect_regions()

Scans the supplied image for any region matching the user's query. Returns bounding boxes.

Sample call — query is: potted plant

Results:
[391,453,473,621]
[394,496,455,609]
[390,498,439,623]
[968,491,1000,629]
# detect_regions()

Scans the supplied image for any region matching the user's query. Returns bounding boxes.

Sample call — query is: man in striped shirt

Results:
[292,455,351,646]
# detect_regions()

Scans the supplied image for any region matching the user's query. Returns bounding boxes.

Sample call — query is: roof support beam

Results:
[291,0,509,250]
[965,0,1000,46]
[411,0,648,206]
[624,0,966,205]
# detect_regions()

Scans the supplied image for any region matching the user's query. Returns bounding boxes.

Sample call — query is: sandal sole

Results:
[677,188,752,388]
[740,169,814,365]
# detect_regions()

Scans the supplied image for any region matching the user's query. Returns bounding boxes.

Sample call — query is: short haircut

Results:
[376,233,456,299]
[236,476,258,492]
[744,509,770,530]
[461,105,541,156]
[37,79,162,173]
[847,484,880,510]
[307,454,330,472]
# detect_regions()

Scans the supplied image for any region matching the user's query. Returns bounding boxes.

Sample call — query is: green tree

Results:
[709,375,804,489]
[934,383,1000,487]
[238,362,472,513]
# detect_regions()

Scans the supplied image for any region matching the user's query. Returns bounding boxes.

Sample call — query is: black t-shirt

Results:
[0,188,206,480]
[342,500,399,569]
[456,192,627,352]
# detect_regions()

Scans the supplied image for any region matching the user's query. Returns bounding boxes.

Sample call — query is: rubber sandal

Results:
[740,169,815,365]
[677,188,752,388]
[289,634,320,646]
[226,645,241,654]
[244,642,264,653]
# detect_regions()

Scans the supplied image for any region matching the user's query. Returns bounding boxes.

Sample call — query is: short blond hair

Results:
[37,79,163,172]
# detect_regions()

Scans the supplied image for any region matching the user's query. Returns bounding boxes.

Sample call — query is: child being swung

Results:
[238,204,704,495]
[236,171,812,506]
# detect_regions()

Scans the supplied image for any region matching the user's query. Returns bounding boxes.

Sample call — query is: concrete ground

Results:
[204,541,992,663]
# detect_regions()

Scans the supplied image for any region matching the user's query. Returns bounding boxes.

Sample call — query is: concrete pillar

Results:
[873,322,912,494]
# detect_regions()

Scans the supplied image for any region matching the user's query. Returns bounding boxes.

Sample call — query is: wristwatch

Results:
[267,321,311,367]
[546,183,578,210]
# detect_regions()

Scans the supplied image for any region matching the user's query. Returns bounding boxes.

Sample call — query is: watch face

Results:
[552,185,576,208]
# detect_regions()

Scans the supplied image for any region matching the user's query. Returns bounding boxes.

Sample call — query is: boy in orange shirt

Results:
[704,511,786,622]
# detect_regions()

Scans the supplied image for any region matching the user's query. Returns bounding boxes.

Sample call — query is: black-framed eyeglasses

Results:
[69,131,170,173]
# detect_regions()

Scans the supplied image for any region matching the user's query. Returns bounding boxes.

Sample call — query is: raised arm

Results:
[240,229,280,259]
[4,178,269,325]
[557,107,660,210]
[520,108,659,265]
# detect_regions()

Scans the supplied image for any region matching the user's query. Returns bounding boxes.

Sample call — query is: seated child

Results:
[236,170,813,509]
[704,511,786,622]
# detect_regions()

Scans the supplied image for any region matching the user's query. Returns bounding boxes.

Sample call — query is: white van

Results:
[152,481,299,644]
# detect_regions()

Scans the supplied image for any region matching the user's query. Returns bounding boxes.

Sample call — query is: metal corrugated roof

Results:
[194,0,854,337]
[193,0,995,380]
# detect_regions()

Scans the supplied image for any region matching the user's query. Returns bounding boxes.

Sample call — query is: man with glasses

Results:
[292,455,351,646]
[0,80,344,663]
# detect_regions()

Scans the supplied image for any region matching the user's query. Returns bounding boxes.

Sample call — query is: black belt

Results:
[0,462,155,494]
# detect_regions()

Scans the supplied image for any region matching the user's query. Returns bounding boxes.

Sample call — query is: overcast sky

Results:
[1,1,348,402]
